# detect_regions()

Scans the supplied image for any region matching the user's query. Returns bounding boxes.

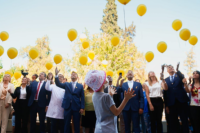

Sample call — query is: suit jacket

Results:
[55,77,85,111]
[10,86,30,111]
[0,83,15,105]
[117,81,144,111]
[28,81,50,108]
[164,71,189,107]
[104,86,121,108]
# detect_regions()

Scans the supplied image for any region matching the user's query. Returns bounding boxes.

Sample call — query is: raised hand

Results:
[182,78,187,84]
[188,76,193,84]
[118,75,122,80]
[124,88,136,100]
[176,62,180,72]
[109,87,117,96]
[55,67,60,76]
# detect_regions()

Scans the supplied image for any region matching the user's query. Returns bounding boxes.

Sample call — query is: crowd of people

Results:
[0,64,199,133]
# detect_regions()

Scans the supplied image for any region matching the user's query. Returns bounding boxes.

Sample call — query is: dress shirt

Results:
[35,80,44,100]
[71,81,77,92]
[127,80,134,90]
[170,73,176,82]
[20,86,27,99]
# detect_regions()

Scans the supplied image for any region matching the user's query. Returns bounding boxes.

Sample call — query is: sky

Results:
[0,0,200,77]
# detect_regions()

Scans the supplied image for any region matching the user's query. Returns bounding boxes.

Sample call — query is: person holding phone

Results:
[164,63,189,133]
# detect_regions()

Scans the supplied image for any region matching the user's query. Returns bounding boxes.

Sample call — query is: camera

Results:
[21,69,29,77]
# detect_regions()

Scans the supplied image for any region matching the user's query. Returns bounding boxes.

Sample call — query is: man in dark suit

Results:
[117,70,144,133]
[55,67,85,133]
[28,72,50,133]
[164,65,189,133]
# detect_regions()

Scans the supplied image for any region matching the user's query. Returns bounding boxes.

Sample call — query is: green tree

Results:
[19,36,69,79]
[184,48,197,76]
[100,0,121,34]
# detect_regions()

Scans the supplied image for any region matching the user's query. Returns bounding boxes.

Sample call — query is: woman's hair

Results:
[3,74,11,83]
[87,86,91,91]
[147,71,158,86]
[48,73,54,80]
[192,70,200,89]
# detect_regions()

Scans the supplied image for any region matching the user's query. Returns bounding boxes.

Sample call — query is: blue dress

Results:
[92,92,118,133]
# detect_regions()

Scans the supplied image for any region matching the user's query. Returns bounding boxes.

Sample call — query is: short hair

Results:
[71,72,78,77]
[58,74,64,78]
[33,74,38,79]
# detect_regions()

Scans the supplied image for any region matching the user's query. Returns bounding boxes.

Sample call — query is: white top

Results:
[20,87,27,99]
[170,73,175,82]
[127,80,134,90]
[35,80,44,100]
[45,80,65,119]
[71,81,77,92]
[145,80,163,97]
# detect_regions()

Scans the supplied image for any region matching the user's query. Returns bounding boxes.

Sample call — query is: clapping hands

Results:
[109,87,117,96]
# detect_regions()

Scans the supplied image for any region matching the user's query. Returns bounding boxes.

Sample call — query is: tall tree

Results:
[100,0,121,34]
[19,36,69,79]
[184,48,197,76]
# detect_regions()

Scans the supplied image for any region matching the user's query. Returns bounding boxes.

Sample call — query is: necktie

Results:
[35,82,41,100]
[171,76,174,83]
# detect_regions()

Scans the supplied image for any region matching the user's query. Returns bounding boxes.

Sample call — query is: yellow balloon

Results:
[0,31,9,41]
[118,0,131,5]
[29,48,39,60]
[111,36,120,46]
[88,51,95,60]
[5,70,13,77]
[80,34,87,42]
[117,69,125,77]
[172,19,182,31]
[79,55,88,65]
[68,29,78,42]
[14,71,22,80]
[189,35,198,46]
[102,60,108,68]
[137,4,147,16]
[0,46,4,56]
[82,40,90,49]
[7,47,18,59]
[145,51,154,62]
[106,70,114,77]
[179,29,191,41]
[157,41,167,53]
[54,54,62,64]
[45,62,53,70]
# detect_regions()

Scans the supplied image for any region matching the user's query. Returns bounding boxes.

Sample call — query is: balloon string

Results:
[123,5,126,31]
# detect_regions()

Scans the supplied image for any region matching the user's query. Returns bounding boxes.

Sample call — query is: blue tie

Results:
[171,76,174,83]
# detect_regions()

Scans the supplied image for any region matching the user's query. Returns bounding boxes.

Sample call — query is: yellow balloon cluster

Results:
[0,46,4,56]
[82,40,90,49]
[179,28,191,41]
[106,70,114,77]
[14,71,22,80]
[29,48,39,60]
[145,51,154,62]
[7,47,18,59]
[157,42,167,53]
[45,62,53,70]
[172,19,182,31]
[68,29,77,42]
[118,0,131,5]
[137,4,147,16]
[54,54,62,64]
[117,69,125,77]
[111,36,120,46]
[0,31,9,41]
[88,51,95,60]
[5,70,13,77]
[188,35,198,46]
[79,55,88,65]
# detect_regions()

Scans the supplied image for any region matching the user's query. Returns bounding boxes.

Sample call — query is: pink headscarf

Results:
[85,70,106,92]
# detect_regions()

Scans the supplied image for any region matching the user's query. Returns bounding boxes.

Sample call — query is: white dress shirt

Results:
[20,86,27,99]
[127,80,134,90]
[35,80,44,100]
[71,81,77,92]
[45,80,65,119]
[170,73,176,82]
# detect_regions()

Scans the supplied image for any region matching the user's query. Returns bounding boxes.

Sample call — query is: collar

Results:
[171,73,175,77]
[128,80,134,83]
[21,86,26,89]
[71,81,77,84]
[39,80,44,83]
